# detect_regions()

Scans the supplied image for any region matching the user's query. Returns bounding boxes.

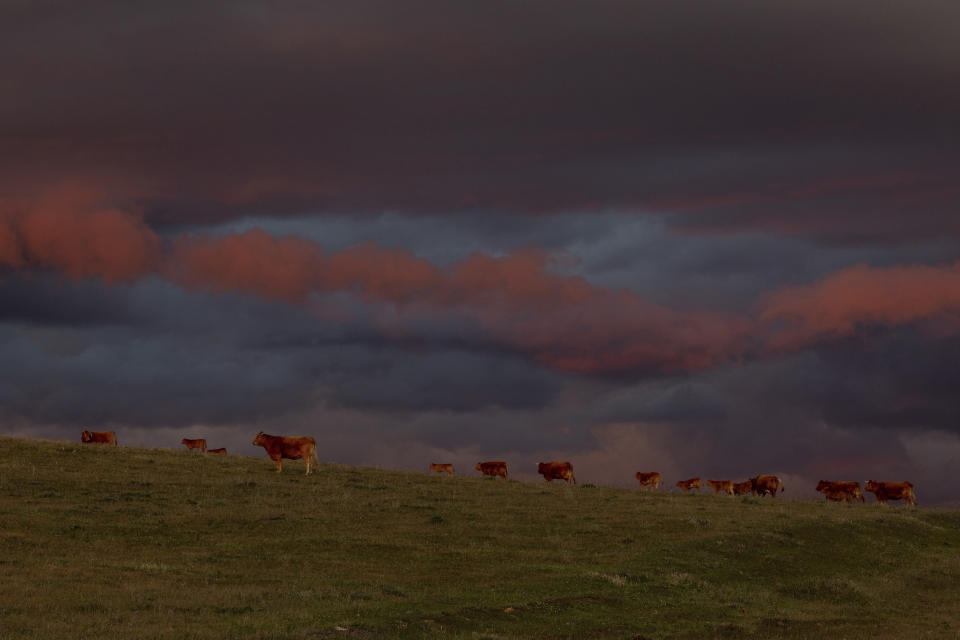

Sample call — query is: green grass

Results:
[1,437,958,639]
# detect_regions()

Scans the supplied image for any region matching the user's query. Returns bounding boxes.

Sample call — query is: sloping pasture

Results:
[1,437,957,639]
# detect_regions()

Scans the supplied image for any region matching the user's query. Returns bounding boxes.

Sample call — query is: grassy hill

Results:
[1,437,958,639]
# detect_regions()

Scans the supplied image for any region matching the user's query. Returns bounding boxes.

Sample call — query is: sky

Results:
[2,0,959,504]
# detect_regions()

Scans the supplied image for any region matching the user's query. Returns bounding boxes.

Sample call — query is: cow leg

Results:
[275,458,282,473]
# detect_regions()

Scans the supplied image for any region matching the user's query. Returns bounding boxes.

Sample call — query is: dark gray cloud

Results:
[0,275,563,427]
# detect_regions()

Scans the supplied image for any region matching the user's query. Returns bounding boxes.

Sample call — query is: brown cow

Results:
[732,480,753,496]
[429,463,454,476]
[675,477,702,493]
[476,461,508,479]
[252,431,320,475]
[635,471,662,491]
[206,448,227,456]
[707,479,735,496]
[80,430,117,446]
[750,475,785,498]
[864,480,916,506]
[538,461,576,484]
[181,438,207,454]
[816,480,863,503]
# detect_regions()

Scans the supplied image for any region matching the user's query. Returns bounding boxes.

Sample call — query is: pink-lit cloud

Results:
[760,261,960,350]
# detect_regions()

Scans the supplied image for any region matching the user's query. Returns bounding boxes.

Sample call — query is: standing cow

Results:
[252,431,320,475]
[676,477,702,493]
[750,475,785,498]
[816,480,864,503]
[537,461,576,484]
[732,481,753,496]
[635,472,662,491]
[81,430,117,446]
[429,463,454,476]
[181,438,207,454]
[864,480,916,506]
[707,479,735,496]
[476,461,508,479]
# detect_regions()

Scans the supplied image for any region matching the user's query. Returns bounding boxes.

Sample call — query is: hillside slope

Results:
[1,437,958,639]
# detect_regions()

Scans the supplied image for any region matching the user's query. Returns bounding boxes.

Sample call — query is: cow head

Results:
[81,430,92,442]
[864,480,879,493]
[815,480,828,492]
[252,431,266,446]
[537,463,546,474]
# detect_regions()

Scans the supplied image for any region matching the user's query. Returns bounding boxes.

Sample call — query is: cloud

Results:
[2,1,958,243]
[760,261,960,350]
[171,229,753,375]
[1,198,161,283]
[6,203,960,380]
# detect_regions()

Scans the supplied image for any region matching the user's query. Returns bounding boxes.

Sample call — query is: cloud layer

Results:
[2,1,959,503]
[3,1,959,242]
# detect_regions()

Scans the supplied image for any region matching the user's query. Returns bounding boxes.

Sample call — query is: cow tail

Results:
[311,444,320,467]
[779,479,785,493]
[571,473,577,485]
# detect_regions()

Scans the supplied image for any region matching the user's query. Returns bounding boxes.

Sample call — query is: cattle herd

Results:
[77,430,917,506]
[449,461,916,506]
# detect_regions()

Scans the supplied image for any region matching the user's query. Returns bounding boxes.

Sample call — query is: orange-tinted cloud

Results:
[167,228,749,374]
[504,291,750,374]
[0,196,161,283]
[169,228,324,302]
[760,262,960,349]
[0,219,24,268]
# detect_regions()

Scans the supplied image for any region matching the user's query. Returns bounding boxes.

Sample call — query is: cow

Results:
[816,480,863,503]
[181,438,207,454]
[206,448,227,456]
[475,461,508,479]
[538,461,576,484]
[80,430,117,446]
[707,479,735,496]
[864,480,916,506]
[750,475,785,498]
[635,471,663,491]
[732,480,753,496]
[675,477,702,493]
[429,463,454,476]
[252,431,320,475]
